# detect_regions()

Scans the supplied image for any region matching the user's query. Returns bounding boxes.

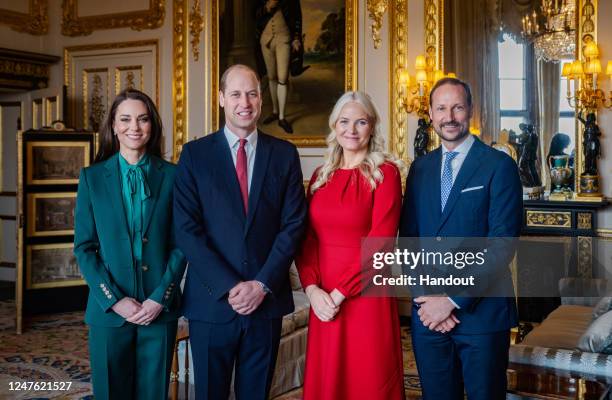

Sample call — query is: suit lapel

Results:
[103,154,130,238]
[437,139,484,231]
[213,131,246,223]
[427,148,443,225]
[142,156,165,235]
[245,131,271,235]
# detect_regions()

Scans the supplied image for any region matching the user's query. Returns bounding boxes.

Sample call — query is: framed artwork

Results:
[26,141,90,185]
[26,243,84,289]
[26,193,76,237]
[212,0,357,147]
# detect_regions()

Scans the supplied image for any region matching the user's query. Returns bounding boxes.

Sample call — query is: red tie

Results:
[236,138,248,213]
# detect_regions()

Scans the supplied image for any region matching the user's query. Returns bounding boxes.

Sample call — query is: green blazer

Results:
[74,153,187,327]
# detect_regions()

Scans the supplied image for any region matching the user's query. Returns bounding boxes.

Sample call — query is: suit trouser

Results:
[189,316,282,400]
[260,31,290,84]
[88,321,177,400]
[411,316,510,400]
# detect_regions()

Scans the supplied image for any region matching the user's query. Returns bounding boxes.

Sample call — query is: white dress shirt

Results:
[440,134,475,185]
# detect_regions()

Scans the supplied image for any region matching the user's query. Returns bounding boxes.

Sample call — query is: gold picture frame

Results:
[0,0,48,35]
[61,0,165,37]
[26,192,77,237]
[26,141,90,185]
[26,243,84,289]
[211,0,358,147]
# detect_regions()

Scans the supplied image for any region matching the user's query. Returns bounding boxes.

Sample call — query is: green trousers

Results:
[88,321,177,400]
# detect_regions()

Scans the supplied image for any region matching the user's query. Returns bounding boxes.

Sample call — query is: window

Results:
[558,58,576,157]
[498,34,527,133]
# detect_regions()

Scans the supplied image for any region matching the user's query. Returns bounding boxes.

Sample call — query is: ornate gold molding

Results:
[424,0,442,150]
[189,0,204,62]
[173,0,188,162]
[575,0,598,199]
[210,0,357,148]
[0,0,48,35]
[367,0,387,49]
[389,0,409,164]
[424,0,443,72]
[61,0,165,37]
[577,212,592,230]
[525,210,572,228]
[64,40,160,128]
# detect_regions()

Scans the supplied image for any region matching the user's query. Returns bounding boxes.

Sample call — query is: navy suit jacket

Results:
[174,130,307,323]
[400,138,523,334]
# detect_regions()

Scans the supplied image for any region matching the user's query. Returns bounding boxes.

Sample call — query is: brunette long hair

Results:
[94,89,163,163]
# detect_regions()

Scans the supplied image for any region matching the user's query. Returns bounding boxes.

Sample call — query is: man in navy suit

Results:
[174,64,306,400]
[399,77,522,400]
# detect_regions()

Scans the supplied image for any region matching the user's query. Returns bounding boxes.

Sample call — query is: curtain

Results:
[536,57,561,189]
[444,0,501,144]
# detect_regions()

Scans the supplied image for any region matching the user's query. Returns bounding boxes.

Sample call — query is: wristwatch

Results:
[256,280,271,294]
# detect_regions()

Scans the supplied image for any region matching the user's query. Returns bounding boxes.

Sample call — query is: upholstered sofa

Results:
[174,265,310,399]
[509,279,612,381]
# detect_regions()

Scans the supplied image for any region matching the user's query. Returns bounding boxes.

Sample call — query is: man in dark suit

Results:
[174,64,307,400]
[399,77,522,400]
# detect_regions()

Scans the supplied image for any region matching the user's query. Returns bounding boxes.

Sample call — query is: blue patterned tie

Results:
[441,151,459,211]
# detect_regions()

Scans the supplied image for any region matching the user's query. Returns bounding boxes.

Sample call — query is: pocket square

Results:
[461,185,484,193]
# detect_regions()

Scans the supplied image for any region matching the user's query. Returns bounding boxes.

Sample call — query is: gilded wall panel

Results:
[64,40,159,131]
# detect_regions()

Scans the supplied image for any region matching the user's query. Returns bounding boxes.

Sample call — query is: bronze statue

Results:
[517,123,541,187]
[578,112,601,176]
[414,118,430,158]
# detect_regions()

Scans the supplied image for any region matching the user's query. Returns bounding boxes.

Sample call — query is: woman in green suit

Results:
[74,89,186,400]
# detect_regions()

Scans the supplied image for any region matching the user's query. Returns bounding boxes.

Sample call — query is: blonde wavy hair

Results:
[310,91,405,193]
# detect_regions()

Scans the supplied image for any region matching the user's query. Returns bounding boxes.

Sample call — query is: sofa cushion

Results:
[593,297,612,320]
[292,291,310,329]
[522,305,593,350]
[289,263,302,291]
[578,309,612,354]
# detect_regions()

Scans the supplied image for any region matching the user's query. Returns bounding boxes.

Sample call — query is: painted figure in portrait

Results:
[219,0,346,138]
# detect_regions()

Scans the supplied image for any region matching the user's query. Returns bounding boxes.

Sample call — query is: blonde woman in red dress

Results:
[297,91,405,400]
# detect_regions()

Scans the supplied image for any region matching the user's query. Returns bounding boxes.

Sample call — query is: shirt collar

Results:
[224,125,258,149]
[118,152,149,173]
[441,134,475,156]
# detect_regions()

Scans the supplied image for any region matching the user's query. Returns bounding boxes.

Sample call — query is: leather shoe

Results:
[262,113,278,124]
[278,118,293,134]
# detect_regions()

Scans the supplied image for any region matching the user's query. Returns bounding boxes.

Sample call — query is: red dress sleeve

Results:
[336,162,402,297]
[295,168,321,289]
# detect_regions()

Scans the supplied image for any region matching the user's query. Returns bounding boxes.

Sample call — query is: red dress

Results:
[296,162,405,400]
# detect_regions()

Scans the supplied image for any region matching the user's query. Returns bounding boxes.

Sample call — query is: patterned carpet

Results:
[0,301,92,400]
[0,300,422,400]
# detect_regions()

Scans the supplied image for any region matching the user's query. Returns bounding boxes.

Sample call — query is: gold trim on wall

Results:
[574,0,598,199]
[61,0,165,37]
[173,0,188,162]
[367,0,388,49]
[82,67,109,131]
[210,0,357,148]
[114,65,144,94]
[424,0,442,150]
[64,40,160,128]
[389,0,409,164]
[0,0,48,35]
[190,0,204,62]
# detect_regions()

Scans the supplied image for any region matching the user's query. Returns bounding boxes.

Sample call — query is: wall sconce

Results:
[400,54,456,157]
[562,41,611,111]
[400,55,452,118]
